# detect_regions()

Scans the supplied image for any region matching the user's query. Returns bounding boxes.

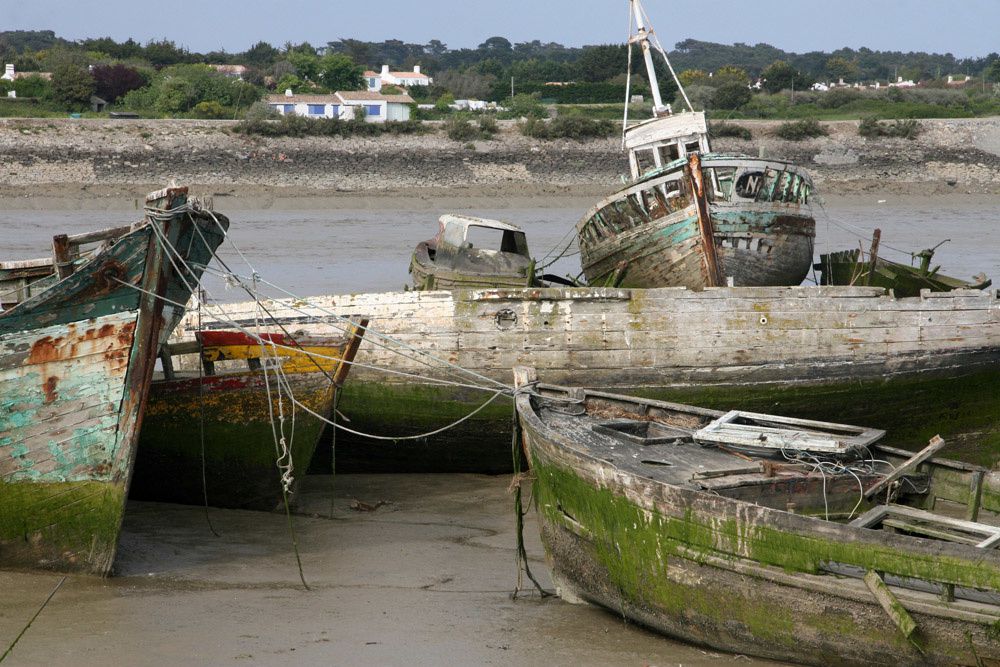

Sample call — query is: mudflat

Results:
[0,474,781,666]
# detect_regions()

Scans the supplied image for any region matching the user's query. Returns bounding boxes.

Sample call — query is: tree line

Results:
[1,30,998,117]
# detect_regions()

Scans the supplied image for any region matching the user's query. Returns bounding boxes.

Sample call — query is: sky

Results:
[3,0,999,59]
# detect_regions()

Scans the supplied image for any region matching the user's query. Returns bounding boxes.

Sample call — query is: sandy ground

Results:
[0,474,780,666]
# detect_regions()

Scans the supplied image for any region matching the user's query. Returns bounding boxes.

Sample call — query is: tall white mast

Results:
[629,0,667,115]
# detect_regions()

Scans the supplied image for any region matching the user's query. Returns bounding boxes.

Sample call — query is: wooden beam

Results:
[864,435,947,500]
[687,153,724,287]
[333,317,369,387]
[52,234,73,279]
[863,569,917,640]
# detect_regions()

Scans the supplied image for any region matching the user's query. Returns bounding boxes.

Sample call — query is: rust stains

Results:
[28,336,62,364]
[43,375,59,403]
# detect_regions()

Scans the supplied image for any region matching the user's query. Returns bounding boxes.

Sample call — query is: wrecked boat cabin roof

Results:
[409,214,536,290]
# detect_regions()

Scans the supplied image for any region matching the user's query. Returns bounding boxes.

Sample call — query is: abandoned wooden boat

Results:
[817,233,992,298]
[576,0,815,289]
[131,322,366,511]
[409,214,540,290]
[173,284,1000,475]
[0,186,229,574]
[514,368,1000,666]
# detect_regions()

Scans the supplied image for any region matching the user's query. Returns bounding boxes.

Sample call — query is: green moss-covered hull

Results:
[132,372,333,510]
[521,397,1000,665]
[332,364,1000,473]
[0,480,126,573]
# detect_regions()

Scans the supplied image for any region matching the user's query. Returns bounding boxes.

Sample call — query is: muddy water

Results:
[4,194,999,300]
[2,195,998,665]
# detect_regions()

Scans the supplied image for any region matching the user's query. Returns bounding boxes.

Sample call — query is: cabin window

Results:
[657,143,680,165]
[634,149,656,175]
[464,226,511,252]
[685,141,700,155]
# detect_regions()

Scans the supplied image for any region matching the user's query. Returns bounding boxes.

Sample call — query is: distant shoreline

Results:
[2,117,999,209]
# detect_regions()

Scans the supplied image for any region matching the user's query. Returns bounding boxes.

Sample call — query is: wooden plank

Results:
[863,570,917,640]
[849,504,889,528]
[864,436,947,500]
[881,519,981,545]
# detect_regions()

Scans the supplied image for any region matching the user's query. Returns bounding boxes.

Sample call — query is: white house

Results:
[363,65,432,92]
[266,90,415,122]
[1,64,52,82]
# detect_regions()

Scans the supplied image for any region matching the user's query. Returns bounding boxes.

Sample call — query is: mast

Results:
[629,0,666,115]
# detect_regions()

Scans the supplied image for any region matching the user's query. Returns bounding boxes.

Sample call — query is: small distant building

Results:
[266,89,415,122]
[811,82,830,92]
[946,75,972,87]
[363,65,432,92]
[90,96,107,113]
[889,76,917,88]
[209,64,248,80]
[1,64,52,81]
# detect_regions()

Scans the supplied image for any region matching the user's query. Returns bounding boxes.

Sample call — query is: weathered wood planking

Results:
[1,187,229,574]
[517,382,1000,665]
[576,155,816,289]
[169,284,1000,473]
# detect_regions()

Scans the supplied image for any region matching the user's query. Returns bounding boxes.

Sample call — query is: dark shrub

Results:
[774,118,828,140]
[858,116,922,139]
[520,116,615,139]
[709,121,752,140]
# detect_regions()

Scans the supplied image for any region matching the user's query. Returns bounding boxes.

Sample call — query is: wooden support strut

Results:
[863,435,946,500]
[865,228,881,287]
[687,153,724,287]
[863,570,918,641]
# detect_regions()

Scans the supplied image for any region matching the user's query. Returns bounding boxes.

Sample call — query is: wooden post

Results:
[865,228,881,287]
[864,435,946,500]
[52,234,73,279]
[687,153,724,288]
[333,317,370,388]
[966,470,985,522]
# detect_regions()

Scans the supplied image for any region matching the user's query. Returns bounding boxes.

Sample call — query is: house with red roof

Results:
[363,65,433,92]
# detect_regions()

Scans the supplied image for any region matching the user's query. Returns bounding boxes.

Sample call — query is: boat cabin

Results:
[409,214,536,290]
[625,110,711,179]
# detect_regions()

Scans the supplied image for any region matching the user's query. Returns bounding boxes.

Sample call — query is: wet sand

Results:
[0,474,780,666]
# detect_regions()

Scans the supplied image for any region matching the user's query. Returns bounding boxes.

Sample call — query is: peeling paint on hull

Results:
[0,191,228,574]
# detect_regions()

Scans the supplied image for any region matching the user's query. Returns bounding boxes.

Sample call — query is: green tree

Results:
[49,62,95,110]
[576,44,626,83]
[678,69,710,87]
[711,82,751,109]
[713,65,749,86]
[316,54,364,91]
[286,51,320,83]
[243,41,279,67]
[760,60,812,93]
[825,57,859,83]
[985,60,1000,83]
